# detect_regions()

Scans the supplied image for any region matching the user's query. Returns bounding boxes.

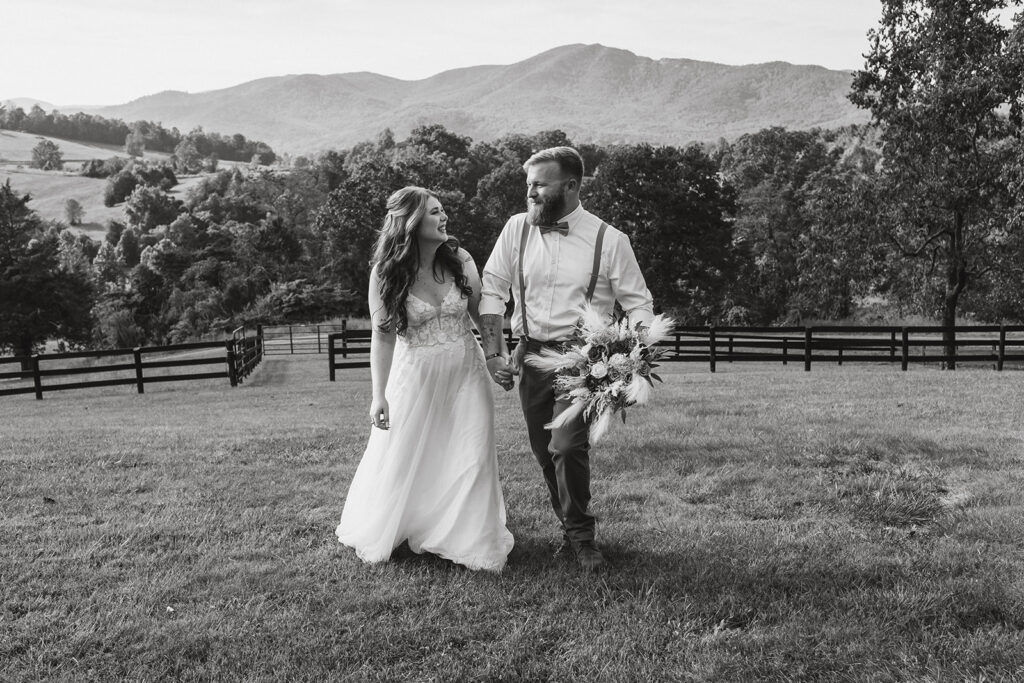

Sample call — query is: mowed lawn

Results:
[2,355,1022,680]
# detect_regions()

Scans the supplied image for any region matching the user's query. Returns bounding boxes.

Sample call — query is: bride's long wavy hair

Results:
[371,186,471,334]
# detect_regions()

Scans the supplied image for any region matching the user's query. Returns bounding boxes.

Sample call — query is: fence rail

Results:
[326,324,1024,379]
[0,330,264,400]
[261,323,348,355]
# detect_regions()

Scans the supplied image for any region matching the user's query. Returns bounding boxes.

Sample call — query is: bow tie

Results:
[537,221,569,236]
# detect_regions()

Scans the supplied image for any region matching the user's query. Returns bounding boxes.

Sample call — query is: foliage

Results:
[0,104,275,162]
[63,198,83,226]
[0,181,93,357]
[589,143,738,324]
[30,139,63,171]
[7,99,1023,354]
[250,279,361,323]
[124,186,183,233]
[81,156,128,179]
[125,125,146,157]
[849,0,1024,349]
[103,162,177,206]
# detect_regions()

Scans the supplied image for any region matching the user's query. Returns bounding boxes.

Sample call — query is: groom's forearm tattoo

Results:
[479,314,505,355]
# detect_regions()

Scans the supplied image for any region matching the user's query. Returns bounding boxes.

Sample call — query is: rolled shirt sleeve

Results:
[608,232,655,328]
[479,216,517,317]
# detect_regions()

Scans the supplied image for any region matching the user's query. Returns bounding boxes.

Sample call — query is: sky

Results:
[2,0,890,106]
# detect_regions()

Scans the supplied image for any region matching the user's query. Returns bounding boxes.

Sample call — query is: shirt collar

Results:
[558,203,585,231]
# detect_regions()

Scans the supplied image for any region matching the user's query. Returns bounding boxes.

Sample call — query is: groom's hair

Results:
[523,146,584,184]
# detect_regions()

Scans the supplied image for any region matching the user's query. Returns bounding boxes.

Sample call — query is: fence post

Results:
[341,320,349,359]
[782,337,788,366]
[289,326,294,354]
[728,335,733,363]
[890,330,896,363]
[804,327,812,372]
[709,326,716,373]
[674,332,680,357]
[257,324,264,358]
[329,334,337,382]
[317,324,322,354]
[951,326,957,370]
[226,340,238,387]
[998,324,1006,371]
[901,328,909,371]
[133,347,145,394]
[32,354,43,400]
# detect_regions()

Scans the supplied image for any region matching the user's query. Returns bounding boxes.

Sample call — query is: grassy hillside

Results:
[2,357,1022,680]
[0,129,170,164]
[0,130,212,240]
[0,168,120,240]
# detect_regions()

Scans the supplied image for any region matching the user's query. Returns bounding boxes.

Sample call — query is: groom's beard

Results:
[527,190,567,226]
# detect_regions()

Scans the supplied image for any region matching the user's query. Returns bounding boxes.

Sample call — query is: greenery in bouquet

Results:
[524,304,676,442]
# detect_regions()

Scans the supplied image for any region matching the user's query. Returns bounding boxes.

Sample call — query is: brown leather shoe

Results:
[574,543,605,572]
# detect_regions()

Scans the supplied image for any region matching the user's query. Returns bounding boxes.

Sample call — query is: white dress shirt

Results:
[480,204,655,341]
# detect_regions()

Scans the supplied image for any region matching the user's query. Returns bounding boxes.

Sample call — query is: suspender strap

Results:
[585,222,607,303]
[517,217,607,337]
[518,216,531,338]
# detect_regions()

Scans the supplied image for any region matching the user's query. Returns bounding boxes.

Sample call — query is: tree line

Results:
[2,1,1022,364]
[0,104,276,164]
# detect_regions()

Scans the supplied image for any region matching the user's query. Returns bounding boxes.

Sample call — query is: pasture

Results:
[0,130,212,241]
[2,356,1022,680]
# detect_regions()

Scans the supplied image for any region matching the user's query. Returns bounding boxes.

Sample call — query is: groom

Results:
[478,146,654,571]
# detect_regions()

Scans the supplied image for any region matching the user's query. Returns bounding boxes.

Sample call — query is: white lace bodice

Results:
[400,283,474,348]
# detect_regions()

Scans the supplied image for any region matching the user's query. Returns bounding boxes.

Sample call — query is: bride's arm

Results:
[368,267,396,429]
[462,250,512,390]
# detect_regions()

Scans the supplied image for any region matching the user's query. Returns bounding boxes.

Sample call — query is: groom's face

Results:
[526,161,572,225]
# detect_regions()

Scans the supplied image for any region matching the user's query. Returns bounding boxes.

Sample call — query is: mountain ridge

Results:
[27,44,870,154]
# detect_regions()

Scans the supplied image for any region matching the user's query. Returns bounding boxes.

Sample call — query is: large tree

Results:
[717,127,844,322]
[850,0,1024,366]
[30,139,63,171]
[0,181,93,360]
[587,143,738,322]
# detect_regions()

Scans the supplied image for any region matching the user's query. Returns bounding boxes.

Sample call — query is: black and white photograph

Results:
[2,0,1023,679]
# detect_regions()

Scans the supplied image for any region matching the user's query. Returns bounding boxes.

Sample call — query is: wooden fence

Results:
[326,325,1024,379]
[261,323,348,355]
[0,329,264,400]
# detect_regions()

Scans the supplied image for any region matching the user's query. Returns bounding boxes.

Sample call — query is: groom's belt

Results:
[518,336,570,353]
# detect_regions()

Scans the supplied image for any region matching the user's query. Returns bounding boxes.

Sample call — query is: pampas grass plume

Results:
[642,314,675,346]
[624,374,651,404]
[545,401,587,431]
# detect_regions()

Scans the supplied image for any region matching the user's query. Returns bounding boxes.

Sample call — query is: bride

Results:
[336,186,515,571]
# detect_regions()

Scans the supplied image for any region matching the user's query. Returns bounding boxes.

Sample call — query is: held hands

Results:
[486,355,514,391]
[369,397,390,430]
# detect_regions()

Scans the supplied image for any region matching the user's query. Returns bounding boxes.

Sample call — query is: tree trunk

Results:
[943,211,967,370]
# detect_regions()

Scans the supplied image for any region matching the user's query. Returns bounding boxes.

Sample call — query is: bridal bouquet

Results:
[525,304,675,443]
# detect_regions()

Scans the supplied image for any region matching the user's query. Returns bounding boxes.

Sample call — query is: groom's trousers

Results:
[518,343,596,546]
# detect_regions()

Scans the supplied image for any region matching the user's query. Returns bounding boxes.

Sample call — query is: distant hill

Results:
[75,44,868,154]
[2,98,57,112]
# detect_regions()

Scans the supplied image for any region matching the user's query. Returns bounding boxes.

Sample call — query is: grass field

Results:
[2,356,1022,680]
[0,130,220,241]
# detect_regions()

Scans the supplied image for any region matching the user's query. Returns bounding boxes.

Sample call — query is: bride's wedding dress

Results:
[336,283,514,571]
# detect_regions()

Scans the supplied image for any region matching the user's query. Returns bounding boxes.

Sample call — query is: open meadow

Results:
[2,356,1022,681]
[0,130,216,241]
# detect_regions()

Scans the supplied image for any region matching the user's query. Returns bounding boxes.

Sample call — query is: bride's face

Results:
[415,197,448,245]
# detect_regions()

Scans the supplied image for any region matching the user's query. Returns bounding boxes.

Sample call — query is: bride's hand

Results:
[370,398,390,430]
